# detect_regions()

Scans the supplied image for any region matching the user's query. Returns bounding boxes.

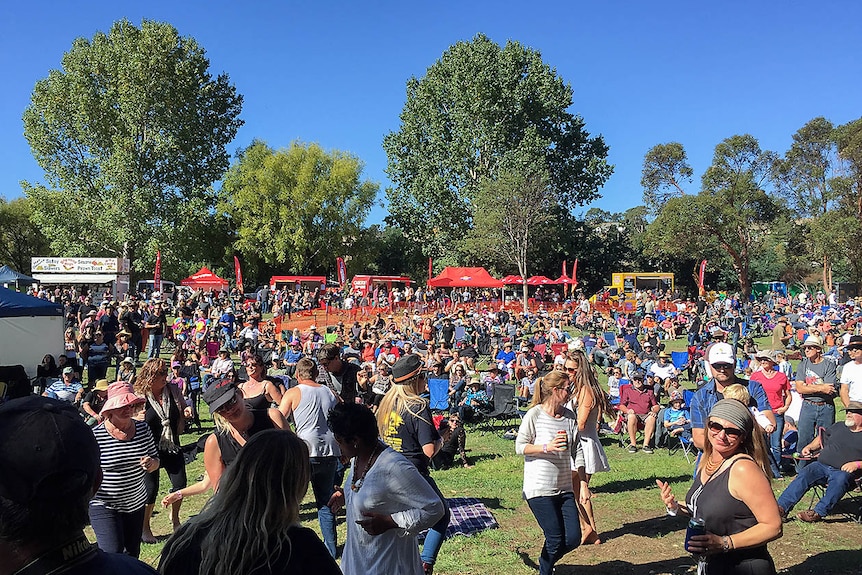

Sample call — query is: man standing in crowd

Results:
[316,343,360,404]
[145,303,167,359]
[795,336,839,467]
[689,342,775,451]
[0,396,158,574]
[776,402,862,522]
[840,335,862,408]
[278,358,341,557]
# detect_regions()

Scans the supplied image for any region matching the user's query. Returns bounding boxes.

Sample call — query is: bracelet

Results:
[721,535,731,552]
[175,491,183,500]
[543,443,548,453]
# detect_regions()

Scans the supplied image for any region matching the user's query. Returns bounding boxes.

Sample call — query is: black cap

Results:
[203,378,238,412]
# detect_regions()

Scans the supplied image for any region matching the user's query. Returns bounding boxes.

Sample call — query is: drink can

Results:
[556,429,568,446]
[684,517,706,553]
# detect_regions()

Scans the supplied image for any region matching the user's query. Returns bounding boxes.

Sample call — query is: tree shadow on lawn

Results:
[783,549,862,574]
[518,552,692,575]
[592,473,691,495]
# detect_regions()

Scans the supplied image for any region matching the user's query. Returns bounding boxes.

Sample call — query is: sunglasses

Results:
[707,421,743,438]
[712,363,734,371]
[215,392,239,414]
[564,366,577,373]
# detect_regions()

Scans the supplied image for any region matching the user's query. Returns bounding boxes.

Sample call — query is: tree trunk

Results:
[822,254,830,293]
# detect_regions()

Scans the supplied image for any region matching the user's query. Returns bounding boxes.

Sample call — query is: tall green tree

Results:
[464,166,554,311]
[22,19,243,278]
[647,135,781,297]
[772,117,842,289]
[384,33,612,258]
[220,140,379,276]
[0,197,51,274]
[641,142,693,213]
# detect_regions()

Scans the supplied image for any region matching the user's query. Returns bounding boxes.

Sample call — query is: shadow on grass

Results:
[592,473,691,495]
[556,557,693,575]
[783,549,862,574]
[600,514,684,542]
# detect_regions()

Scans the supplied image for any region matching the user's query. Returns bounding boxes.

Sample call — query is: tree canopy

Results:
[220,140,379,276]
[0,197,50,274]
[384,33,612,257]
[646,135,782,297]
[22,19,243,278]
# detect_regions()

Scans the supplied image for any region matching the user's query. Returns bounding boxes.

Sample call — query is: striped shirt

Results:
[91,420,158,512]
[515,405,578,500]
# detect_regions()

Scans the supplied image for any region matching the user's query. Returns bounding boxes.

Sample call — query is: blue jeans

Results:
[88,503,145,558]
[768,414,785,478]
[527,492,581,575]
[777,460,855,517]
[796,401,835,469]
[148,333,164,359]
[310,456,338,557]
[420,474,450,566]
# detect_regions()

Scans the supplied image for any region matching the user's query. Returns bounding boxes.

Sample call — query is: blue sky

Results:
[2,1,861,224]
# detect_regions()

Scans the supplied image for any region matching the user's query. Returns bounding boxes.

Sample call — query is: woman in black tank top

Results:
[656,399,782,575]
[160,379,285,509]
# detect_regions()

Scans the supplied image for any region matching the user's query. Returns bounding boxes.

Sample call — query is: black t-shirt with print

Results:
[381,403,440,475]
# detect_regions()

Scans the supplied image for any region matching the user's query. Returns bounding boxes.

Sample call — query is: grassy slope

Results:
[121,334,861,574]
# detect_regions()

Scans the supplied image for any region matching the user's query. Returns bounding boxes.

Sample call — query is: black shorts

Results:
[144,449,187,504]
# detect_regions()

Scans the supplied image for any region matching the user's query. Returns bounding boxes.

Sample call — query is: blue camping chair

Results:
[671,351,689,372]
[602,331,618,348]
[428,377,450,412]
[663,389,697,463]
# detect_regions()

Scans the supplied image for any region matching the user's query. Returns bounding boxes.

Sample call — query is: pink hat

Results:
[100,381,145,415]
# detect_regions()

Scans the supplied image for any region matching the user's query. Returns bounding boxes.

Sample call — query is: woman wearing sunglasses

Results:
[657,399,782,575]
[160,378,285,509]
[515,370,582,575]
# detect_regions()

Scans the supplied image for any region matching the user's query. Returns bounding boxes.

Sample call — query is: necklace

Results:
[704,455,725,477]
[351,442,383,492]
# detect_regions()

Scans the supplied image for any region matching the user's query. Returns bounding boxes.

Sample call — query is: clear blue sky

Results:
[2,1,861,224]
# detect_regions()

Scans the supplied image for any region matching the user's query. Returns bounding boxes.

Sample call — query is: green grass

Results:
[114,331,862,573]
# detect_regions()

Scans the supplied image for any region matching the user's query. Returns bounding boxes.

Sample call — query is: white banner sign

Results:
[31,257,130,274]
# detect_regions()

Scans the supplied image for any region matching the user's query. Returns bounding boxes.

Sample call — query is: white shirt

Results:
[341,447,444,575]
[840,360,862,403]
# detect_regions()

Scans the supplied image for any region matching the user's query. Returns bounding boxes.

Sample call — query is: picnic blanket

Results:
[419,497,499,541]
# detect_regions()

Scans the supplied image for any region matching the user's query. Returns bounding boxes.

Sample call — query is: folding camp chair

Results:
[671,351,689,372]
[550,343,567,358]
[427,377,450,412]
[807,427,862,523]
[665,391,696,463]
[602,331,618,349]
[480,383,522,431]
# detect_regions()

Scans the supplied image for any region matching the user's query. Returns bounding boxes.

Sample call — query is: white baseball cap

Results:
[708,342,735,365]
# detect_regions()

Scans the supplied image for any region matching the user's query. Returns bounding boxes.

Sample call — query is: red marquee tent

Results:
[500,275,526,285]
[181,267,230,291]
[555,275,577,285]
[526,275,556,285]
[428,267,503,288]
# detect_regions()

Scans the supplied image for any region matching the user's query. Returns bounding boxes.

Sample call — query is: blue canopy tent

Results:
[0,265,38,289]
[0,286,64,380]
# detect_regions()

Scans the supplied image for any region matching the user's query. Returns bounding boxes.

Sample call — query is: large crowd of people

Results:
[4,282,862,575]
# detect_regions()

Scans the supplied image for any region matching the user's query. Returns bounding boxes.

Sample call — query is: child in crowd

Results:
[776,351,794,381]
[722,384,774,432]
[607,367,622,404]
[662,392,691,439]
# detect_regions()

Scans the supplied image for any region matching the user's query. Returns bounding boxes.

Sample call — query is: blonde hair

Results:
[159,430,309,575]
[722,384,750,403]
[530,370,569,408]
[376,375,432,439]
